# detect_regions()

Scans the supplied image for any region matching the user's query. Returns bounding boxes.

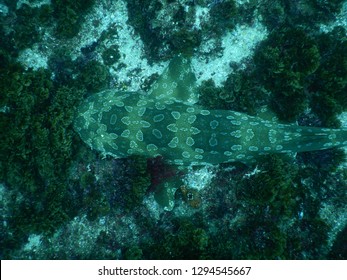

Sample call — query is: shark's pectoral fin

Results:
[148,55,199,105]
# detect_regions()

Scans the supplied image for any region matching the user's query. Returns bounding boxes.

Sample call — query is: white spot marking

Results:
[121,116,130,125]
[115,101,124,107]
[182,151,190,158]
[209,134,218,146]
[328,134,336,140]
[110,114,117,125]
[168,137,179,148]
[153,114,165,122]
[231,120,241,125]
[121,129,130,138]
[137,100,147,106]
[147,144,158,151]
[125,106,133,112]
[230,130,242,138]
[140,120,151,128]
[136,130,143,141]
[137,107,146,117]
[109,133,118,139]
[152,129,162,139]
[200,110,210,116]
[231,145,242,151]
[190,127,201,135]
[171,111,181,120]
[130,140,138,148]
[155,102,166,110]
[186,137,195,146]
[210,120,219,129]
[167,124,178,132]
[276,145,283,150]
[187,115,196,124]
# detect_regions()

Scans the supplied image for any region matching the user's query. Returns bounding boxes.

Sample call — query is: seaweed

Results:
[254,27,320,121]
[309,27,347,127]
[51,0,95,38]
[259,0,345,30]
[0,55,85,254]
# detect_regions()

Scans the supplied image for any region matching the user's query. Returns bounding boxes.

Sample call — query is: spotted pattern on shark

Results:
[74,56,347,166]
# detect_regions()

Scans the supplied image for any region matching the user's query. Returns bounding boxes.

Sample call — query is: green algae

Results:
[0,53,85,254]
[102,45,121,66]
[52,0,96,38]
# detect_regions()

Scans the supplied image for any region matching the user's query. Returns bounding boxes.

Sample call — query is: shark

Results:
[74,55,347,167]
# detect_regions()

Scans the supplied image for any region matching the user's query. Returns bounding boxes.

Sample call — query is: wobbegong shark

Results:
[74,56,347,166]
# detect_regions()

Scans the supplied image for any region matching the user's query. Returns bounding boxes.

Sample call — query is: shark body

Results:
[74,56,347,165]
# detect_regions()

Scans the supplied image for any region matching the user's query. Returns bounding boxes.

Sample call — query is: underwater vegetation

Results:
[125,0,201,60]
[198,25,346,126]
[0,0,346,260]
[254,27,320,121]
[258,0,346,29]
[0,64,77,255]
[125,0,244,60]
[5,4,50,51]
[1,0,96,56]
[51,0,96,38]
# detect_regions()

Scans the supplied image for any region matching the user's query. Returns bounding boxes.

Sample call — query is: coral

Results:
[102,45,121,66]
[254,27,320,121]
[79,172,111,221]
[221,70,267,115]
[231,218,286,259]
[126,0,201,60]
[209,0,238,34]
[123,156,151,212]
[3,4,53,51]
[168,28,201,57]
[198,71,267,116]
[259,0,345,29]
[197,79,224,109]
[252,25,345,126]
[77,60,110,92]
[144,217,209,259]
[124,246,143,260]
[125,0,164,61]
[236,155,298,218]
[308,0,345,22]
[286,218,330,259]
[309,27,347,127]
[0,56,85,252]
[52,0,96,38]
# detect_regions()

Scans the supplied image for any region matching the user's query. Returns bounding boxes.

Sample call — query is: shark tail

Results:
[287,126,347,153]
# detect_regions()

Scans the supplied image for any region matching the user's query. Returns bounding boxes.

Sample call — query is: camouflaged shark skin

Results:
[74,56,347,166]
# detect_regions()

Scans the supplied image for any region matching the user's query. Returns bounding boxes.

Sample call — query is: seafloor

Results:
[0,0,346,259]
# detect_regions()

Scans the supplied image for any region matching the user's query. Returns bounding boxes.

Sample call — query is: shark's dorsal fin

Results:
[147,55,198,105]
